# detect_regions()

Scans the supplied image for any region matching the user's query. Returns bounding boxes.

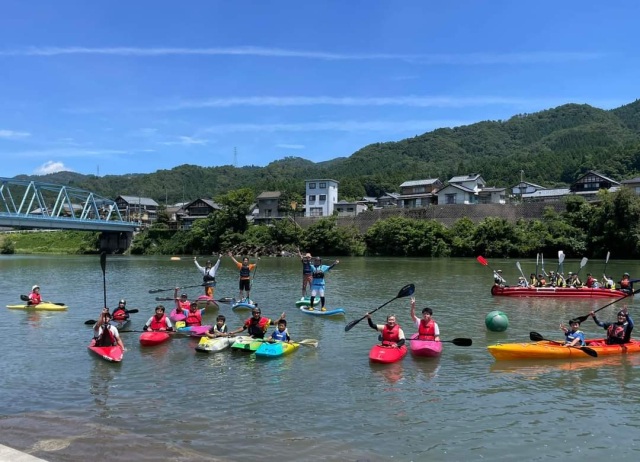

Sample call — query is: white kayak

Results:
[195,335,234,353]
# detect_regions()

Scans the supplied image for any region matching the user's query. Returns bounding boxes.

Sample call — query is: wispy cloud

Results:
[0,46,607,64]
[159,136,209,146]
[276,144,305,149]
[34,161,72,175]
[0,129,31,139]
[7,148,128,159]
[202,119,469,134]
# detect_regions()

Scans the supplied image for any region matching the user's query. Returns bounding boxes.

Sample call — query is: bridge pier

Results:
[100,231,133,253]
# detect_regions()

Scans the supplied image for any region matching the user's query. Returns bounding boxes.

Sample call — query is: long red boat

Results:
[491,285,629,298]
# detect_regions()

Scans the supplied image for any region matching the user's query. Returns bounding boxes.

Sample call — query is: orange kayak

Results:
[488,339,640,360]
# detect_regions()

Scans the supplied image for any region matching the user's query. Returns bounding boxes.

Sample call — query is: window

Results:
[309,183,316,189]
[309,195,316,201]
[445,194,456,204]
[310,207,323,217]
[319,194,326,201]
[319,182,326,188]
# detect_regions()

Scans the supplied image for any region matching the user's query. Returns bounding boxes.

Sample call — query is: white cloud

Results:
[160,136,209,146]
[0,129,31,139]
[0,46,607,64]
[276,144,305,149]
[34,161,72,174]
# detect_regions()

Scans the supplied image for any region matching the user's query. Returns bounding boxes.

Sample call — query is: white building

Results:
[305,179,339,217]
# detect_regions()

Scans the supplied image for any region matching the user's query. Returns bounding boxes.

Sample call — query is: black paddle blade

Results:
[573,314,590,324]
[100,251,107,273]
[20,294,29,302]
[85,320,97,325]
[216,297,234,304]
[530,331,544,342]
[580,347,598,358]
[126,309,139,314]
[344,318,361,332]
[398,284,415,298]
[155,297,174,301]
[450,338,472,346]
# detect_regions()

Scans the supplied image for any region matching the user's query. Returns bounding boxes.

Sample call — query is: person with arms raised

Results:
[93,308,125,350]
[366,312,406,348]
[560,319,585,346]
[308,256,339,311]
[590,309,634,345]
[194,255,222,297]
[228,252,258,303]
[409,297,440,342]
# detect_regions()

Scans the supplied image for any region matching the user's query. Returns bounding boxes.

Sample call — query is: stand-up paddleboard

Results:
[295,297,320,308]
[195,295,219,309]
[231,299,257,311]
[299,306,345,317]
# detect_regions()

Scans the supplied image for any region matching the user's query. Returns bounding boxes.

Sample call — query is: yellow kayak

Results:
[6,302,68,311]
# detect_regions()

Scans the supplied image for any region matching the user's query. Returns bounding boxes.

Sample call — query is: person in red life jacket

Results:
[112,299,129,322]
[366,313,406,348]
[194,254,222,297]
[229,306,285,339]
[619,273,633,294]
[590,309,634,345]
[585,273,596,288]
[184,302,203,327]
[28,285,42,305]
[143,305,174,331]
[409,297,440,341]
[171,289,192,322]
[228,252,259,303]
[93,309,125,349]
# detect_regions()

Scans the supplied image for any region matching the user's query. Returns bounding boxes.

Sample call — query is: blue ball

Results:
[485,310,509,332]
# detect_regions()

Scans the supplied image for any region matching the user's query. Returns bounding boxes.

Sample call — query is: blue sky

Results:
[0,0,638,177]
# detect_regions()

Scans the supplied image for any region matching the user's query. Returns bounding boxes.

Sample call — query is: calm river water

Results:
[1,254,640,461]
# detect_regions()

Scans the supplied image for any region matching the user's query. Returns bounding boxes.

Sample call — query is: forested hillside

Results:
[15,99,640,203]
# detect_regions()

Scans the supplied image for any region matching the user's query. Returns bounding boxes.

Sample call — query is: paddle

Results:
[19,295,65,306]
[535,253,539,280]
[529,331,598,358]
[571,288,640,324]
[101,252,107,309]
[476,256,503,281]
[541,253,547,277]
[408,338,472,346]
[256,338,319,348]
[148,283,206,294]
[83,309,140,325]
[154,296,234,303]
[344,283,415,332]
[603,251,610,277]
[515,261,527,281]
[575,257,588,278]
[556,250,565,274]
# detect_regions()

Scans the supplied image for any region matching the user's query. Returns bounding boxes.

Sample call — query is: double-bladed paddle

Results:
[408,337,472,346]
[529,331,598,357]
[148,283,207,294]
[84,309,140,325]
[154,296,235,303]
[570,288,640,325]
[101,252,107,309]
[344,284,415,332]
[19,295,66,306]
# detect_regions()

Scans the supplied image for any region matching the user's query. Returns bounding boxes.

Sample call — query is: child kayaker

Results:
[269,319,291,343]
[560,319,585,346]
[206,315,230,338]
[143,305,174,332]
[184,301,202,327]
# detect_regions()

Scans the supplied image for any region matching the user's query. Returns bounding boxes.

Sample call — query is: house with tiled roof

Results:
[397,179,443,208]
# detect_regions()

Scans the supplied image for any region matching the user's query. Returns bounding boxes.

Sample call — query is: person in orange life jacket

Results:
[194,254,222,297]
[112,299,129,321]
[229,306,285,340]
[560,319,585,346]
[93,309,125,349]
[206,315,230,338]
[619,272,635,294]
[298,250,313,299]
[590,309,634,345]
[366,313,406,348]
[269,319,291,343]
[409,297,440,341]
[171,289,192,322]
[308,256,339,311]
[28,285,42,305]
[184,301,202,327]
[228,252,258,302]
[143,305,174,331]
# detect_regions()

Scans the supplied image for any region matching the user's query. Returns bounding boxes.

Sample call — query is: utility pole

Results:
[234,147,237,167]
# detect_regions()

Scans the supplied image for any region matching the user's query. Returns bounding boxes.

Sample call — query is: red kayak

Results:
[409,334,443,357]
[491,285,628,298]
[139,331,171,346]
[369,344,407,364]
[87,339,124,363]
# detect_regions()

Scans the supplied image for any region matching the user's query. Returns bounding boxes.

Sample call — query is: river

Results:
[1,254,639,461]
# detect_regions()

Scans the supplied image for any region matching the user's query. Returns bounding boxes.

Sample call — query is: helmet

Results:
[118,299,126,305]
[181,293,188,298]
[618,310,627,317]
[624,272,630,277]
[32,285,40,291]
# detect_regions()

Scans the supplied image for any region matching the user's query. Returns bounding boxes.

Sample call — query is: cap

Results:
[496,270,502,273]
[181,293,188,298]
[568,272,573,275]
[32,285,40,290]
[518,276,525,280]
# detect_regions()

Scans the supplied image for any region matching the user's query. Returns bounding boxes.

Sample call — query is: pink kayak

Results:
[195,295,219,309]
[409,334,443,357]
[139,331,171,346]
[87,339,124,363]
[369,344,407,364]
[176,325,211,337]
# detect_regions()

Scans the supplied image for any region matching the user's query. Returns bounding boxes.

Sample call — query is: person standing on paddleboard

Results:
[228,252,258,303]
[308,257,339,311]
[366,313,406,348]
[298,251,314,300]
[194,255,222,298]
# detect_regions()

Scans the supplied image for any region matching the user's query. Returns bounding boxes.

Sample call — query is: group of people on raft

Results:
[495,270,634,294]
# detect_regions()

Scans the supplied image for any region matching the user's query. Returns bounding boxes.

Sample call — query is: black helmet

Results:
[118,299,126,305]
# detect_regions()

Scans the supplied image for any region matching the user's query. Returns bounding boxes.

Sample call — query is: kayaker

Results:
[560,319,585,346]
[171,289,191,322]
[308,256,339,311]
[269,319,291,343]
[194,255,222,297]
[228,252,258,302]
[28,285,42,305]
[205,315,230,338]
[229,306,285,339]
[619,273,632,294]
[93,309,125,350]
[409,297,440,341]
[112,299,129,322]
[590,309,634,345]
[566,272,582,287]
[366,313,406,348]
[298,250,313,299]
[143,305,174,332]
[184,301,202,327]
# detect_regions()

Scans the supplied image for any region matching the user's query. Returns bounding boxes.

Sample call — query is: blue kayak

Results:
[231,299,257,311]
[255,341,299,358]
[299,306,345,317]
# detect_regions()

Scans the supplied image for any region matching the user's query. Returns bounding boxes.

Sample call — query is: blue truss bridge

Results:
[0,178,139,251]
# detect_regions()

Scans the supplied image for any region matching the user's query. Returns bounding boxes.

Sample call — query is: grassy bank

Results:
[0,230,100,254]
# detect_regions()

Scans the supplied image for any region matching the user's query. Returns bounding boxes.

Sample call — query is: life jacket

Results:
[95,325,116,347]
[245,317,270,338]
[607,323,627,344]
[203,268,215,283]
[586,276,595,288]
[240,265,251,279]
[302,260,312,275]
[312,267,325,280]
[272,329,288,341]
[210,324,227,334]
[185,310,202,327]
[177,300,190,311]
[29,292,42,304]
[418,319,436,340]
[566,330,585,346]
[620,278,631,289]
[381,324,400,344]
[149,314,168,331]
[112,308,128,321]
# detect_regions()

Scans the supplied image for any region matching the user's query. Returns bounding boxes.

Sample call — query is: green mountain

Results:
[15,99,640,202]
